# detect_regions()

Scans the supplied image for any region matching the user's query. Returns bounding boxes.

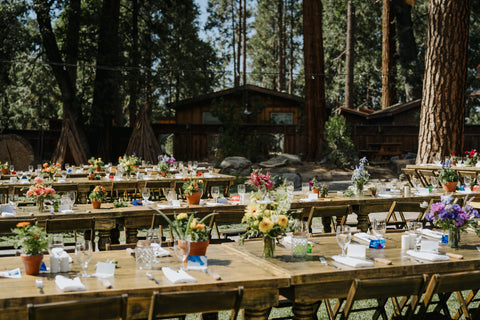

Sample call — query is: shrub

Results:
[323,114,356,168]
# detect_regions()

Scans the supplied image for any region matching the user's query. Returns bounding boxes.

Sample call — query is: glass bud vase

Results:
[355,183,364,197]
[263,236,275,258]
[37,199,45,212]
[448,227,461,248]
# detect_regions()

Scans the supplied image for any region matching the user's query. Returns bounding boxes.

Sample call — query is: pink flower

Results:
[34,177,43,184]
[34,188,44,196]
[45,188,55,195]
[26,190,33,196]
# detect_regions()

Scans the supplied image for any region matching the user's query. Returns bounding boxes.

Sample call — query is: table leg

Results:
[293,303,316,320]
[97,230,111,251]
[357,212,370,232]
[125,227,138,244]
[244,307,271,320]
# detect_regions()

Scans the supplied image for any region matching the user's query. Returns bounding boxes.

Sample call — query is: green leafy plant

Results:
[182,176,205,195]
[89,185,107,201]
[88,157,104,167]
[438,162,458,183]
[113,199,128,207]
[12,222,48,256]
[153,211,217,241]
[320,184,329,196]
[0,161,9,169]
[323,115,356,168]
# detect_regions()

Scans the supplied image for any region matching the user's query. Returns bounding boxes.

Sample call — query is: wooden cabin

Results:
[169,85,304,160]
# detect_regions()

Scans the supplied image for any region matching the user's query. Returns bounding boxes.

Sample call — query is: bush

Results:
[323,115,356,168]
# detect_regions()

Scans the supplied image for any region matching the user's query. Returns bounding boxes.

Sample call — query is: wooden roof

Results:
[340,99,421,120]
[168,84,304,110]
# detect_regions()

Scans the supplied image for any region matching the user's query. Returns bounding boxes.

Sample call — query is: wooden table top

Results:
[406,164,480,173]
[0,244,289,319]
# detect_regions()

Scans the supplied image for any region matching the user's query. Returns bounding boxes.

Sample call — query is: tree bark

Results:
[393,0,421,102]
[127,0,140,127]
[416,0,470,164]
[288,0,294,94]
[344,0,355,109]
[92,0,121,162]
[381,0,396,109]
[303,0,326,160]
[276,0,286,92]
[242,0,247,86]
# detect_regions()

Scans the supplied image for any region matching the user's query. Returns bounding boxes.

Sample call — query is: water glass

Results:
[464,175,472,187]
[372,218,386,239]
[142,187,151,202]
[302,182,310,196]
[292,220,309,258]
[237,184,245,195]
[48,234,64,253]
[211,186,220,202]
[146,228,162,245]
[75,241,93,277]
[135,240,154,270]
[336,225,351,256]
[174,238,190,270]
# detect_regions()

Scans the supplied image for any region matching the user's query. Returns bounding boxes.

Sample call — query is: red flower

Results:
[197,172,202,177]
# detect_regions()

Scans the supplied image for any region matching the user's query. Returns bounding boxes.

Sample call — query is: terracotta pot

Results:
[443,181,458,193]
[186,192,202,205]
[160,171,167,177]
[1,168,9,175]
[88,173,95,180]
[92,200,102,209]
[21,254,44,275]
[95,166,101,172]
[321,193,327,198]
[312,188,319,194]
[189,240,210,256]
[452,160,457,166]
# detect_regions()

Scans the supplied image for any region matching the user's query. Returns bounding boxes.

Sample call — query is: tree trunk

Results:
[276,0,286,92]
[128,0,140,127]
[33,0,87,165]
[236,0,242,87]
[344,0,355,109]
[303,0,326,161]
[394,0,421,102]
[232,1,238,87]
[92,0,121,162]
[416,0,470,164]
[242,0,247,86]
[381,0,396,109]
[288,0,294,94]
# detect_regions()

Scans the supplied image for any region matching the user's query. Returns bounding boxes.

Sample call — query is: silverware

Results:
[35,279,44,294]
[146,272,160,285]
[403,255,425,264]
[319,257,341,269]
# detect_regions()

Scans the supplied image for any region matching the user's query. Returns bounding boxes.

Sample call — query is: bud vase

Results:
[355,183,364,197]
[37,199,45,212]
[448,227,461,248]
[263,236,275,258]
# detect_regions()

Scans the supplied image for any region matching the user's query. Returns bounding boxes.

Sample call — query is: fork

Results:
[146,272,160,285]
[36,279,44,294]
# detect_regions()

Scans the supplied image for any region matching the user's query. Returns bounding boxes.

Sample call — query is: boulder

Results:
[271,170,302,189]
[259,154,302,168]
[219,156,252,175]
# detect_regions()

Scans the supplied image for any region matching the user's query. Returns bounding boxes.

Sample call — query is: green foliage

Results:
[323,115,356,167]
[12,222,48,256]
[438,166,459,183]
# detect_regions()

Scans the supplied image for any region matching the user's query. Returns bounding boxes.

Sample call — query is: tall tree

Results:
[303,0,326,160]
[344,0,355,109]
[381,0,397,109]
[33,0,87,165]
[276,0,285,91]
[417,0,470,163]
[92,0,121,161]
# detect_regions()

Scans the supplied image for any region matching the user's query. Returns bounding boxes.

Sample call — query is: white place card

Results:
[94,262,116,278]
[347,244,366,259]
[308,193,318,200]
[420,240,439,254]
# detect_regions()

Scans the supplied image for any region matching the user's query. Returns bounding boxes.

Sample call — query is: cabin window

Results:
[202,112,222,124]
[271,113,293,124]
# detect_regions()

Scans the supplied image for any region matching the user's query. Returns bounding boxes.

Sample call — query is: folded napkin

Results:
[151,243,170,257]
[406,250,450,262]
[421,229,443,240]
[55,275,86,292]
[60,209,75,214]
[331,255,374,268]
[162,267,196,284]
[353,232,377,244]
[377,193,395,198]
[1,211,16,217]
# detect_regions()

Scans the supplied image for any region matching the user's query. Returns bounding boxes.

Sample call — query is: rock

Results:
[390,158,416,174]
[271,170,302,189]
[259,154,302,168]
[219,156,252,175]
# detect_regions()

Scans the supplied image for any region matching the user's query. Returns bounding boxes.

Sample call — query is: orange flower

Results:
[43,162,48,168]
[16,222,30,228]
[34,234,39,240]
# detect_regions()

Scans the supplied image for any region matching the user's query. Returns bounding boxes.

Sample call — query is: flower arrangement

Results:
[309,177,321,189]
[352,157,370,194]
[157,154,175,172]
[12,222,48,256]
[154,211,217,241]
[26,177,56,211]
[438,161,458,183]
[182,176,205,195]
[426,195,479,231]
[42,162,61,180]
[319,184,329,196]
[89,185,107,202]
[88,157,104,167]
[241,202,290,239]
[118,154,141,174]
[451,153,458,162]
[464,149,479,166]
[249,169,273,191]
[0,161,9,169]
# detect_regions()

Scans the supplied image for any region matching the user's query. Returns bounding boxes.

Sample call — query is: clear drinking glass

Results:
[431,177,439,189]
[413,222,423,251]
[67,192,76,206]
[372,218,386,239]
[48,234,64,253]
[28,165,34,173]
[75,240,93,277]
[142,187,150,202]
[174,238,190,270]
[336,225,351,256]
[302,182,310,197]
[292,220,309,258]
[192,161,198,170]
[211,186,220,202]
[464,175,472,187]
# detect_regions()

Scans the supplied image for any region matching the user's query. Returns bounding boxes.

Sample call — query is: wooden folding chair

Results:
[204,179,232,198]
[112,181,138,200]
[418,270,480,319]
[208,209,246,242]
[143,180,175,200]
[416,169,440,187]
[0,185,9,204]
[385,201,426,229]
[401,168,423,188]
[148,286,243,320]
[123,213,173,245]
[28,294,128,320]
[331,275,424,320]
[307,205,351,233]
[0,218,37,255]
[45,217,96,251]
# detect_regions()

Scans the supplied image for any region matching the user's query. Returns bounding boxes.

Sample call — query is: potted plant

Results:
[0,162,9,175]
[154,210,217,257]
[319,184,329,198]
[182,177,205,205]
[438,161,459,192]
[450,153,458,166]
[309,177,321,194]
[369,186,377,197]
[25,177,56,212]
[464,149,479,166]
[88,157,104,172]
[12,221,48,275]
[89,185,107,209]
[157,155,175,177]
[87,166,96,180]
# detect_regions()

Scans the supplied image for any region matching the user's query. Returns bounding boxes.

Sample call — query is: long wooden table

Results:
[227,231,480,319]
[0,244,289,320]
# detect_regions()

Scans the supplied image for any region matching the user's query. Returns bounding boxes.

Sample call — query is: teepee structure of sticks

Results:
[53,109,87,165]
[125,107,161,163]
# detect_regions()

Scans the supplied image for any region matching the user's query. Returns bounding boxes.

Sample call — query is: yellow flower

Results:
[177,213,188,220]
[259,218,273,233]
[245,202,258,219]
[190,218,198,229]
[277,215,289,228]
